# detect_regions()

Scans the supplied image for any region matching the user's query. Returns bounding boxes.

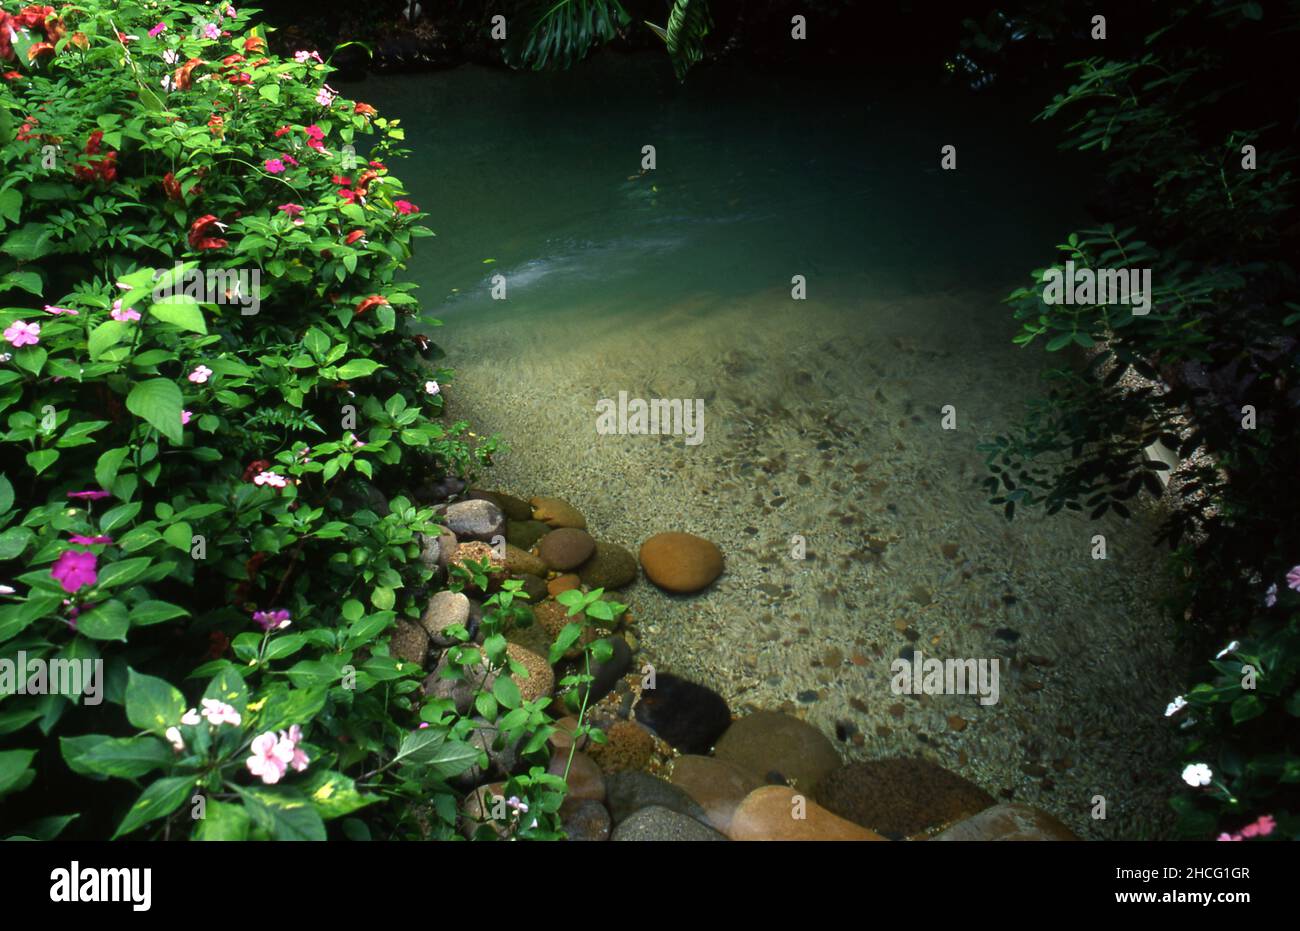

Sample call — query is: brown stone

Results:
[930,803,1079,841]
[588,720,655,774]
[638,532,724,594]
[728,786,886,841]
[713,711,841,790]
[506,642,553,703]
[671,755,762,834]
[503,543,547,577]
[530,496,587,529]
[538,528,596,571]
[548,574,581,596]
[389,619,429,666]
[548,749,606,802]
[813,758,995,837]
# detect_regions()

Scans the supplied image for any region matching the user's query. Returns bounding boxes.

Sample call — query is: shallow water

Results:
[362,55,1184,838]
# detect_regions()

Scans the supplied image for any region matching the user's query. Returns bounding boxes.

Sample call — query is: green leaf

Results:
[162,521,193,551]
[25,449,57,475]
[0,473,12,514]
[61,734,172,779]
[126,379,184,444]
[193,799,250,840]
[236,787,327,841]
[299,770,380,820]
[130,599,189,626]
[124,667,186,736]
[113,776,195,838]
[77,600,130,641]
[0,748,36,796]
[95,448,131,492]
[150,299,207,335]
[88,320,130,360]
[492,675,521,710]
[336,359,383,380]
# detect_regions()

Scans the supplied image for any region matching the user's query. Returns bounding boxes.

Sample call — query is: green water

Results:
[360,54,1181,839]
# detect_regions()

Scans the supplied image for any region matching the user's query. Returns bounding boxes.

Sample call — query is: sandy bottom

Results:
[438,281,1185,839]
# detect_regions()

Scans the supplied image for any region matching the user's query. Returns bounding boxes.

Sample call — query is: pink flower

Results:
[281,153,299,167]
[278,725,310,772]
[294,50,323,64]
[1266,583,1278,607]
[44,305,78,316]
[110,300,141,322]
[315,86,335,107]
[253,471,287,489]
[181,410,193,426]
[253,608,291,631]
[69,534,112,545]
[188,364,213,384]
[4,321,39,348]
[246,732,288,784]
[203,23,221,40]
[67,490,110,500]
[200,698,242,727]
[277,203,303,215]
[264,158,286,174]
[51,550,98,593]
[226,6,238,19]
[1287,565,1300,592]
[304,124,325,152]
[148,22,167,38]
[393,200,418,215]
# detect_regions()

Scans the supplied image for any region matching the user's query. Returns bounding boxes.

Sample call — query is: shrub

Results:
[0,1,595,840]
[970,0,1300,839]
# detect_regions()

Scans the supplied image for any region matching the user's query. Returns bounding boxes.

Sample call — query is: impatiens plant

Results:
[0,1,574,841]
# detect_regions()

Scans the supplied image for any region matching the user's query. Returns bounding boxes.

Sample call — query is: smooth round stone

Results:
[577,540,638,589]
[605,771,709,825]
[548,716,588,753]
[728,786,885,841]
[530,496,587,529]
[441,499,505,542]
[632,672,731,754]
[515,572,549,604]
[547,574,581,596]
[506,642,554,702]
[506,519,552,550]
[451,717,523,789]
[547,749,605,802]
[469,489,533,521]
[538,528,596,571]
[460,782,508,839]
[929,803,1078,841]
[559,798,611,841]
[503,543,547,577]
[813,758,995,838]
[420,590,470,647]
[713,711,841,790]
[670,755,763,835]
[638,532,723,593]
[423,651,497,715]
[389,619,429,666]
[611,805,726,842]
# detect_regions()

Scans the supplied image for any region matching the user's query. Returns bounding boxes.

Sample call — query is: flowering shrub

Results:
[0,1,592,840]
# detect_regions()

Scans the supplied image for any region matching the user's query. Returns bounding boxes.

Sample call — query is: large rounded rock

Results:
[389,619,429,666]
[606,771,709,826]
[503,543,548,578]
[507,519,552,550]
[530,496,586,529]
[506,642,553,703]
[670,755,763,835]
[728,786,885,841]
[813,758,995,838]
[633,672,731,754]
[581,634,631,705]
[420,590,470,647]
[713,711,841,790]
[577,541,638,589]
[538,528,596,572]
[547,749,605,802]
[639,532,723,593]
[441,499,505,542]
[559,798,611,841]
[929,803,1078,841]
[611,805,726,842]
[515,573,549,604]
[588,720,655,774]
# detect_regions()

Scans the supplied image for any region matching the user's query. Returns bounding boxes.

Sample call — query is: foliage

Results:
[979,0,1300,838]
[0,0,590,841]
[646,0,712,81]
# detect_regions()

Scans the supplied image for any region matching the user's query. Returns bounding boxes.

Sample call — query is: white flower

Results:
[1182,762,1213,787]
[254,471,288,488]
[180,708,201,726]
[165,727,185,752]
[0,584,15,595]
[200,698,242,727]
[1164,695,1188,717]
[424,380,440,396]
[163,49,178,65]
[1215,640,1241,660]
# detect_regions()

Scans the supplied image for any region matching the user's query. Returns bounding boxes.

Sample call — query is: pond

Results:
[359,52,1183,838]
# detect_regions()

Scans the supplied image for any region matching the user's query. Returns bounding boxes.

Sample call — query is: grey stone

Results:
[611,805,727,841]
[441,499,505,542]
[606,771,709,826]
[421,591,471,647]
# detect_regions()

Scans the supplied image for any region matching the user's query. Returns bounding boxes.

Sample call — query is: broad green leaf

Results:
[124,668,186,736]
[126,379,184,444]
[113,776,195,838]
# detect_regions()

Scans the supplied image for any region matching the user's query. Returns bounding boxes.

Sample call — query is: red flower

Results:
[161,171,182,200]
[344,230,366,245]
[393,200,419,215]
[354,102,377,118]
[187,214,228,251]
[85,130,103,156]
[173,57,204,91]
[26,42,55,63]
[274,125,292,138]
[354,295,388,316]
[243,35,266,54]
[15,116,38,141]
[227,72,251,85]
[208,114,224,137]
[330,174,352,186]
[1,71,21,82]
[241,459,271,483]
[220,53,245,69]
[337,188,359,204]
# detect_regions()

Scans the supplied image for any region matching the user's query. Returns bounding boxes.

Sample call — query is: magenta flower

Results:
[253,608,291,631]
[67,490,111,501]
[281,153,299,167]
[51,550,98,594]
[1287,565,1300,592]
[69,534,112,545]
[264,158,286,174]
[181,410,193,426]
[188,364,213,384]
[393,200,418,215]
[246,732,288,784]
[203,23,221,40]
[110,300,141,322]
[277,203,304,216]
[44,305,78,316]
[148,22,167,38]
[4,321,40,348]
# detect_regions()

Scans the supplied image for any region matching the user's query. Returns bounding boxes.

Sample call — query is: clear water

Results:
[358,54,1182,838]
